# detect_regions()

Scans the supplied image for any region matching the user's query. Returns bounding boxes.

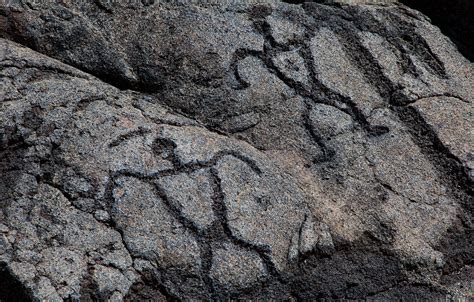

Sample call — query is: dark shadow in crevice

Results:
[400,0,474,61]
[0,263,31,302]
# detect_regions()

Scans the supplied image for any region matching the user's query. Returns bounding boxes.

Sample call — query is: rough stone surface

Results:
[0,0,472,300]
[400,0,474,62]
[210,242,266,289]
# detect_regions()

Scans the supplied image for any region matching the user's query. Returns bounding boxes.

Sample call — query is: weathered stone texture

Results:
[0,0,472,300]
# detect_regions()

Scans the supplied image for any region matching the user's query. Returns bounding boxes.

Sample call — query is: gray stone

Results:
[410,96,473,180]
[111,177,201,272]
[310,103,354,138]
[210,242,266,288]
[157,169,216,231]
[0,1,472,300]
[94,210,110,222]
[266,12,305,46]
[35,248,86,299]
[92,265,134,297]
[215,155,313,271]
[310,27,384,117]
[272,51,311,89]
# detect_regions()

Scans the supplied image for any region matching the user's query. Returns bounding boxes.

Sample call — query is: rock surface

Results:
[0,0,472,300]
[400,0,474,62]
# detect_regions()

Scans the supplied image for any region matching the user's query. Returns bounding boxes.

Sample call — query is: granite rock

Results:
[0,1,472,300]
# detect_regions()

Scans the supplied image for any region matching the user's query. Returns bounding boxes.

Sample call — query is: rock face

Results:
[400,0,474,62]
[0,1,472,301]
